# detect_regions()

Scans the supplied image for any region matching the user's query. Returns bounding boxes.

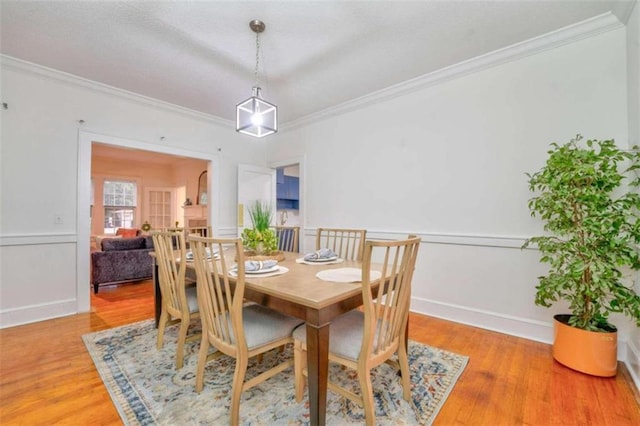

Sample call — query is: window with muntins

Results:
[103,180,137,233]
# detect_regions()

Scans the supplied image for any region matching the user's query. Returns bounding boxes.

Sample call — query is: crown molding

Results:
[0,54,234,127]
[282,12,624,132]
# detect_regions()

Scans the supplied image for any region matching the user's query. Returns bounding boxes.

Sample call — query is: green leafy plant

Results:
[247,200,272,232]
[242,201,278,254]
[523,135,640,332]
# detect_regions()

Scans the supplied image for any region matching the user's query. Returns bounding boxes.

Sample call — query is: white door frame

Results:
[77,130,220,313]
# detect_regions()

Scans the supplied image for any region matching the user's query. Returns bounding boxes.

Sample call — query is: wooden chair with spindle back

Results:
[188,235,304,425]
[151,230,200,370]
[315,227,367,260]
[274,225,300,252]
[293,236,421,426]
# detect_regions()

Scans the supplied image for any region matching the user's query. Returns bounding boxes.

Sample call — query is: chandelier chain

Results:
[254,30,260,88]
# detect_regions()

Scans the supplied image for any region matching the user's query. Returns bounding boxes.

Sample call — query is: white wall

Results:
[268,25,636,357]
[0,56,268,327]
[629,1,640,148]
[625,0,640,391]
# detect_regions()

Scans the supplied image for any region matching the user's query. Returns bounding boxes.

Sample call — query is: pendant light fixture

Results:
[236,19,277,138]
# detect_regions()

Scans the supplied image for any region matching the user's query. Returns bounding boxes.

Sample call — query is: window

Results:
[103,180,137,234]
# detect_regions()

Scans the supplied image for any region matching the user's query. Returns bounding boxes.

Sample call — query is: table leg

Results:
[306,322,329,426]
[153,261,161,328]
[404,315,409,352]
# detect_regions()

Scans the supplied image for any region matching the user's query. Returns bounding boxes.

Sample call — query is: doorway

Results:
[91,143,208,235]
[76,131,220,313]
[270,156,305,251]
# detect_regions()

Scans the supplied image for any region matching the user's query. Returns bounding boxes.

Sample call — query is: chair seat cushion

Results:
[292,310,364,361]
[243,304,304,349]
[185,285,199,313]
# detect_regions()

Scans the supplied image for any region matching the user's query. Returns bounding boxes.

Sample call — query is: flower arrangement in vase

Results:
[242,201,279,256]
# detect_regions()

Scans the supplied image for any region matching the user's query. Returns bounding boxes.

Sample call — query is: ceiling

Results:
[1,1,635,125]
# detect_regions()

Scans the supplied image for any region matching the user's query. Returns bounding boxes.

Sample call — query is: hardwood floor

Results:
[0,280,638,425]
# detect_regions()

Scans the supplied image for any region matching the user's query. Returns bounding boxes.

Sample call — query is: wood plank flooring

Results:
[0,280,638,425]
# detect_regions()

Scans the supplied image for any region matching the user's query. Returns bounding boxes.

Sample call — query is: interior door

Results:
[237,164,277,237]
[144,187,175,230]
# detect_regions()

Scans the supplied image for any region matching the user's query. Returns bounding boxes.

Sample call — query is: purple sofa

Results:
[91,236,154,294]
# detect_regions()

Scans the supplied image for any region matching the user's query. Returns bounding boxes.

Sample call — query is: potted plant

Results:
[242,200,278,256]
[523,135,640,377]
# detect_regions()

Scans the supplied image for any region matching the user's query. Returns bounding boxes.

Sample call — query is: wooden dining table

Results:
[151,250,382,426]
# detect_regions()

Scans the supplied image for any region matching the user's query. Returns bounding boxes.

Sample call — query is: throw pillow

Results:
[116,228,139,238]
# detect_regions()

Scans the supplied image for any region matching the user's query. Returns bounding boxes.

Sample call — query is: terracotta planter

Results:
[552,314,617,377]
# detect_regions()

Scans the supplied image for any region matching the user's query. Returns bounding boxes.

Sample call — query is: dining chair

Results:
[274,225,299,252]
[188,235,304,425]
[316,227,367,260]
[186,225,211,238]
[151,230,200,370]
[293,236,421,426]
[184,225,211,252]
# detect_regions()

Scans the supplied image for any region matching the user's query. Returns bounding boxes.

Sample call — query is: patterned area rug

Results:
[83,319,468,425]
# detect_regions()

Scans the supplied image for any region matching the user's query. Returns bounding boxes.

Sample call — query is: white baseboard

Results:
[411,296,553,343]
[625,338,640,391]
[0,298,77,329]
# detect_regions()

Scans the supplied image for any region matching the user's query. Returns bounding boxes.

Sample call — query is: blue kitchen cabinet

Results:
[277,175,299,210]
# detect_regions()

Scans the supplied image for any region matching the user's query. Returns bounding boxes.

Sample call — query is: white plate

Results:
[305,256,338,263]
[245,265,280,274]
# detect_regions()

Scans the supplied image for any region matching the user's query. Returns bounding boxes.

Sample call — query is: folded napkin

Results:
[303,248,337,261]
[234,259,278,272]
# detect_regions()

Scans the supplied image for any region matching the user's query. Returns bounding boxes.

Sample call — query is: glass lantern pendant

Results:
[236,86,277,137]
[236,20,277,138]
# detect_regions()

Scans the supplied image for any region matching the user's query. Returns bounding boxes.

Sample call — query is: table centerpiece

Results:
[241,201,284,261]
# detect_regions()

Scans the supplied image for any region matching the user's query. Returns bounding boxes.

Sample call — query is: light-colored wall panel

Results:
[0,243,77,327]
[628,1,640,147]
[272,28,633,350]
[625,1,640,391]
[298,30,626,237]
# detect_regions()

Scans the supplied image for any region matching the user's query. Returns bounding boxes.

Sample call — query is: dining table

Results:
[151,250,386,426]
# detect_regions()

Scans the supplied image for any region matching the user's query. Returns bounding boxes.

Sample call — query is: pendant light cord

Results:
[254,30,260,88]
